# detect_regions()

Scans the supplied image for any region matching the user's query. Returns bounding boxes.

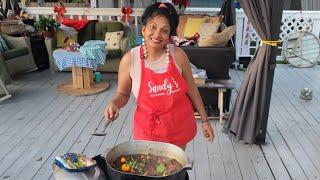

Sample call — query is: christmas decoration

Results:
[54,0,66,23]
[172,0,190,9]
[121,7,133,23]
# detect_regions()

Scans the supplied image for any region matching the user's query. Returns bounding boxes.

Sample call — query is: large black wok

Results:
[105,140,192,180]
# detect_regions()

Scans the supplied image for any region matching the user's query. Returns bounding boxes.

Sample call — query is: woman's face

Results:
[142,15,171,49]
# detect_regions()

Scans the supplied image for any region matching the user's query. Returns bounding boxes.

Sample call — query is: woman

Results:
[105,2,214,150]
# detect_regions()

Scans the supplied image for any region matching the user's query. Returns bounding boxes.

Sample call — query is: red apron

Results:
[133,46,197,147]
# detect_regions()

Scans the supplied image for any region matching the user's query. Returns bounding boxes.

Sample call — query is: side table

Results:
[197,79,234,125]
[53,49,109,96]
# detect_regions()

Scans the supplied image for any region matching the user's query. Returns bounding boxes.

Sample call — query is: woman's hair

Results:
[141,2,179,36]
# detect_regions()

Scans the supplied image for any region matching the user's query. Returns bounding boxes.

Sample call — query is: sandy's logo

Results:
[148,77,180,97]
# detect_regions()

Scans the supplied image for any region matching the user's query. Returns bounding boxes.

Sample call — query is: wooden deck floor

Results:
[0,64,320,180]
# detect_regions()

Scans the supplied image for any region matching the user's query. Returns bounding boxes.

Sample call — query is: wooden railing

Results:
[25,7,145,36]
[25,7,320,60]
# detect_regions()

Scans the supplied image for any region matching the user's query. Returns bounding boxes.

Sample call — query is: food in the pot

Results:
[111,154,183,176]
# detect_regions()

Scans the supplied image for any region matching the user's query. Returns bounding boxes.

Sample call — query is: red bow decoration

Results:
[53,4,66,23]
[172,0,190,9]
[121,7,133,23]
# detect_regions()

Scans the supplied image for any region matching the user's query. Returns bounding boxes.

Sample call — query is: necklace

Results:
[142,44,170,64]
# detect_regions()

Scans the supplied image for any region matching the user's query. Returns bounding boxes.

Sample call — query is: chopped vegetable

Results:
[120,157,126,163]
[121,164,131,172]
[156,164,165,173]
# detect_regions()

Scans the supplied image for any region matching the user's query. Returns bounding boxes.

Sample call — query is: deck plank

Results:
[207,121,227,180]
[214,123,242,180]
[269,90,320,178]
[0,73,68,146]
[193,121,211,180]
[185,140,195,180]
[34,92,116,179]
[0,71,64,129]
[261,134,292,180]
[0,70,49,112]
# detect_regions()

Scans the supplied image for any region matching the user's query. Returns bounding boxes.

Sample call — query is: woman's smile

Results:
[142,15,170,49]
[150,37,162,43]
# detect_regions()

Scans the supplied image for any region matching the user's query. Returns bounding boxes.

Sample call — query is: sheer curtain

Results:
[97,0,114,8]
[119,0,131,7]
[134,0,154,8]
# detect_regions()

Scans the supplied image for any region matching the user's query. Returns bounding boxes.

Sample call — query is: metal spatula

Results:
[91,120,112,136]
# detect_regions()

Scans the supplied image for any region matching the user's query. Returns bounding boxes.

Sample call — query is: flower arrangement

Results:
[172,0,190,9]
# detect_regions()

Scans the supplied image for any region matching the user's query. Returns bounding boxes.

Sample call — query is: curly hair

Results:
[141,2,179,36]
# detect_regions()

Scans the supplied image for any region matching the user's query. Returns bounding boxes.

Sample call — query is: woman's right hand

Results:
[104,102,119,121]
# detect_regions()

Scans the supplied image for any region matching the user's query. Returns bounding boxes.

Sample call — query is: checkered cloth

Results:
[53,49,100,71]
[79,40,106,65]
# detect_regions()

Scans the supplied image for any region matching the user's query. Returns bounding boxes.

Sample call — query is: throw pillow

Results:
[104,31,124,50]
[176,15,223,38]
[198,25,236,47]
[177,15,203,38]
[56,30,78,48]
[202,15,224,24]
[0,35,9,52]
[183,17,203,38]
[199,22,220,40]
[95,21,124,41]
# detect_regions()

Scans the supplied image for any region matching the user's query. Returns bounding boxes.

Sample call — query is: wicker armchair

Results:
[0,55,12,102]
[0,34,37,101]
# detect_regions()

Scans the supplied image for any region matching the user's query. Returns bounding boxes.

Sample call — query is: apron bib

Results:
[133,46,197,146]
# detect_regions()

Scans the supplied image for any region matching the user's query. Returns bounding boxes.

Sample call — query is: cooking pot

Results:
[105,140,192,180]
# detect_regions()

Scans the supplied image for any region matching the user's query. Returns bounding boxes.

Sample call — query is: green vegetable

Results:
[156,164,165,173]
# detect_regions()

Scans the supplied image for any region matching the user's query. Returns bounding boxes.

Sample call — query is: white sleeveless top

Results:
[130,44,182,99]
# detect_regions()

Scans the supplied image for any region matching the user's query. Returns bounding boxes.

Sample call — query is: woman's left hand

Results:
[202,121,214,142]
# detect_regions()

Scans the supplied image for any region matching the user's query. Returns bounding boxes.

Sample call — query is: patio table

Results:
[53,49,109,96]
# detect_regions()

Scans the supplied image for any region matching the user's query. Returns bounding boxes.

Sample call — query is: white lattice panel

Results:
[241,13,318,58]
[247,16,314,44]
[280,16,314,40]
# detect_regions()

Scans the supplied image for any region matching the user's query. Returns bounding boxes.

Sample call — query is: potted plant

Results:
[34,15,60,37]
